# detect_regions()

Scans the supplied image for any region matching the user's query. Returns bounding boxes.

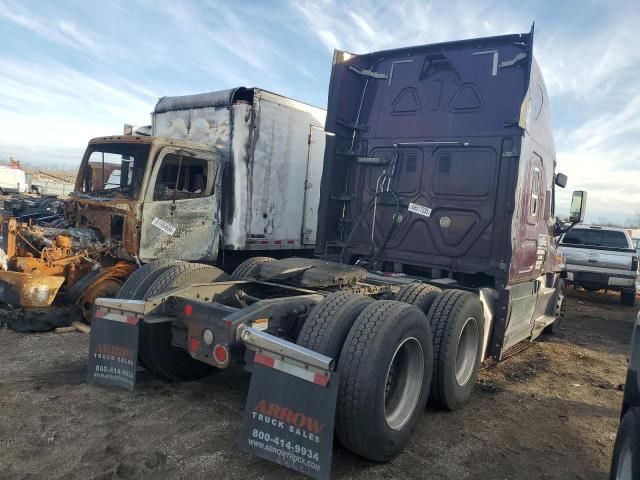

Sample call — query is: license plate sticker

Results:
[408,202,432,217]
[151,217,177,235]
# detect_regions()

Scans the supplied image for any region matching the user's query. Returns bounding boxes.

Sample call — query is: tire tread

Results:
[297,291,372,357]
[230,256,275,280]
[426,289,478,409]
[395,283,441,314]
[337,300,431,461]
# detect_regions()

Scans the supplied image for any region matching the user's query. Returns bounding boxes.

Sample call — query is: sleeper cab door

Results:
[138,147,222,262]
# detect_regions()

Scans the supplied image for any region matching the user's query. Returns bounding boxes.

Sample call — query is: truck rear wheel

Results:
[230,256,275,280]
[138,263,225,381]
[426,289,484,411]
[118,259,188,299]
[621,290,636,307]
[296,291,373,359]
[144,264,228,298]
[336,300,433,462]
[395,283,441,315]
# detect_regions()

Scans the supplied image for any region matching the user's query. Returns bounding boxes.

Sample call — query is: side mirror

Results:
[555,172,568,188]
[569,190,587,223]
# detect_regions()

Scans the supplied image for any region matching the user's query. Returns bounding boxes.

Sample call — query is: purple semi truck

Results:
[88,28,586,479]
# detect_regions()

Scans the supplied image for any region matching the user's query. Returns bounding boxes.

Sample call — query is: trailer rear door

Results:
[302,126,326,245]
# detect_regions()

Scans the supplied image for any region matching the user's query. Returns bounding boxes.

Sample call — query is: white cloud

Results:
[290,0,524,53]
[0,56,156,166]
[0,0,99,53]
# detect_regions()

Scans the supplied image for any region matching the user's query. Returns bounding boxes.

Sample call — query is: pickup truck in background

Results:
[559,225,639,306]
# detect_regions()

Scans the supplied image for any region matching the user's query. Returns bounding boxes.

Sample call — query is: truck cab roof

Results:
[87,135,215,152]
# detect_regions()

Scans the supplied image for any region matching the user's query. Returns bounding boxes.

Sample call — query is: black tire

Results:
[64,270,104,303]
[118,260,187,299]
[336,300,433,462]
[230,256,275,280]
[544,279,566,334]
[297,291,373,359]
[610,408,640,479]
[426,289,484,411]
[139,263,225,381]
[144,264,228,298]
[395,283,441,315]
[621,290,636,307]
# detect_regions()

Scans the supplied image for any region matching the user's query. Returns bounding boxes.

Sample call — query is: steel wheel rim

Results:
[615,437,633,480]
[384,337,424,431]
[455,317,479,386]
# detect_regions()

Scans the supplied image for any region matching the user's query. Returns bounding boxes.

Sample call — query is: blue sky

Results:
[0,0,638,223]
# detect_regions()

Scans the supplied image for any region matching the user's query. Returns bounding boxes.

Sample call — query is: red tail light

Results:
[214,344,229,364]
[184,304,193,317]
[188,336,200,354]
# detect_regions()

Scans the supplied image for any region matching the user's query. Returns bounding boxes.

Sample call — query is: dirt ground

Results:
[0,288,637,480]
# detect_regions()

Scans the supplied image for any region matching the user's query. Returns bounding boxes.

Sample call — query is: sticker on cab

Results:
[408,202,432,218]
[251,318,269,331]
[151,217,177,236]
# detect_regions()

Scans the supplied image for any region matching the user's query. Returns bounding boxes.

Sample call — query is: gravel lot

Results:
[0,288,637,480]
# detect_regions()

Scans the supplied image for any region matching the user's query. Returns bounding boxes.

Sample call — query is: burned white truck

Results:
[88,30,587,479]
[0,87,326,318]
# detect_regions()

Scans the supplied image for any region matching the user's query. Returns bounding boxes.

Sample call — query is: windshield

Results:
[78,143,151,198]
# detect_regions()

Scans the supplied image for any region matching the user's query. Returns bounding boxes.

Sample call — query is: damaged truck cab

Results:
[69,135,225,263]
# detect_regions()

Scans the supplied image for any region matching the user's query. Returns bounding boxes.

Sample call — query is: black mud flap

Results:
[237,355,339,480]
[86,314,140,392]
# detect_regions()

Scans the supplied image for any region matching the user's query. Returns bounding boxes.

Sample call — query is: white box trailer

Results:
[152,87,327,251]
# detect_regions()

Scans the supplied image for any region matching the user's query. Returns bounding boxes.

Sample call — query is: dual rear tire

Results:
[425,289,484,411]
[297,286,485,461]
[395,283,485,409]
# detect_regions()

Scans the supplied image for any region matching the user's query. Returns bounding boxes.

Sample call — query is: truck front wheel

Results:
[336,300,433,462]
[426,289,484,411]
[544,279,566,334]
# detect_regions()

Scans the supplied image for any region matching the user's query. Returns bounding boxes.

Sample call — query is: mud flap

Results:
[237,355,339,480]
[86,313,140,392]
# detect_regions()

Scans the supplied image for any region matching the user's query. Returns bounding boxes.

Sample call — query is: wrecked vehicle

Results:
[88,29,587,479]
[0,88,326,319]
